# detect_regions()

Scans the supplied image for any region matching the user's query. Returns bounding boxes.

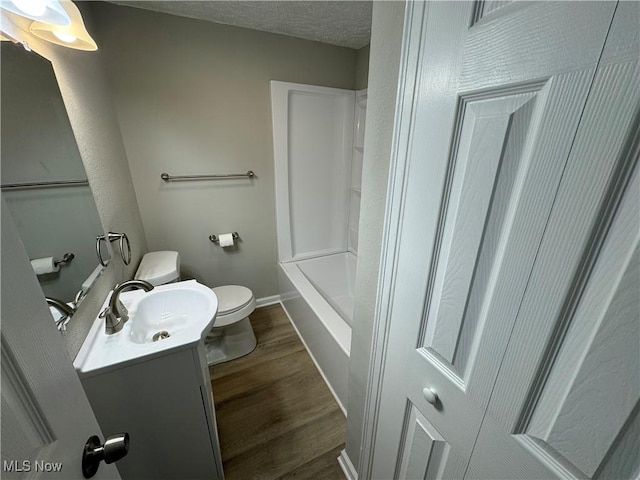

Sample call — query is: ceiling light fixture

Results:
[0,0,70,26]
[30,0,97,51]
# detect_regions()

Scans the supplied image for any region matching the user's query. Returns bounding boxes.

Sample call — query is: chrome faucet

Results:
[100,280,154,334]
[46,297,76,332]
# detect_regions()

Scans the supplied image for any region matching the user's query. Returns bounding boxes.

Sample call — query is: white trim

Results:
[255,294,280,308]
[279,300,347,417]
[338,449,358,480]
[358,1,426,478]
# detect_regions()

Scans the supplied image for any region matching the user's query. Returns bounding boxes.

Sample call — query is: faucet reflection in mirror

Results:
[46,296,76,332]
[1,41,107,322]
[0,0,98,51]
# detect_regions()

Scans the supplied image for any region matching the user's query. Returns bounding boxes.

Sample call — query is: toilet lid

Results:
[135,251,180,286]
[212,285,254,315]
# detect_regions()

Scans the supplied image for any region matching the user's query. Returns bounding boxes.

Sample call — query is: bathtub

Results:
[278,252,354,414]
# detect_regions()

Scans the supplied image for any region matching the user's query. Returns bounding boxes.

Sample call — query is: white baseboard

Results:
[255,294,280,308]
[338,449,358,480]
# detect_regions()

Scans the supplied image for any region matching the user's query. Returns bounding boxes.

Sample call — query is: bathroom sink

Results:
[129,287,215,344]
[74,280,218,377]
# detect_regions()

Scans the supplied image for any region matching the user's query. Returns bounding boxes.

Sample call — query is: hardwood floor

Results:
[210,304,347,480]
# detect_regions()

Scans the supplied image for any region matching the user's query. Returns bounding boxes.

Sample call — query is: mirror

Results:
[1,42,108,309]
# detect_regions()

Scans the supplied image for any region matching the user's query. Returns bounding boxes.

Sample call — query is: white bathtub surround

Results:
[271,81,366,414]
[279,258,351,413]
[271,81,355,262]
[297,252,357,326]
[349,90,367,255]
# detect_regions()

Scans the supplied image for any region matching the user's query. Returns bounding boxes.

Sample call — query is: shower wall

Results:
[349,90,368,254]
[271,81,356,262]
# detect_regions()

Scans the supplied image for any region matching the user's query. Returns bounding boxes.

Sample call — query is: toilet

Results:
[134,251,257,365]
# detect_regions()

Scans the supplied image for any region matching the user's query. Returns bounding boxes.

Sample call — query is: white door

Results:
[466,2,639,476]
[364,1,638,478]
[1,199,121,480]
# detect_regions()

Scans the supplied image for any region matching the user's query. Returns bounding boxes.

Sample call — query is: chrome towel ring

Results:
[96,232,131,267]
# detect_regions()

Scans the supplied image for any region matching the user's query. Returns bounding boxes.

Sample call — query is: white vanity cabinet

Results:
[79,342,223,480]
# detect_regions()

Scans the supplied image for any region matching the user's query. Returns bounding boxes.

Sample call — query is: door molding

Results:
[1,335,56,457]
[358,2,429,477]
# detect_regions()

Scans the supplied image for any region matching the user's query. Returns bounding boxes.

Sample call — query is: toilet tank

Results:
[134,251,180,286]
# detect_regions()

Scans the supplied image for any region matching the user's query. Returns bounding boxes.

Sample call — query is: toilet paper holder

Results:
[209,232,239,244]
[55,252,75,267]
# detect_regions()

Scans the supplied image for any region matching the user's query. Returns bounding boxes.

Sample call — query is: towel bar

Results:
[161,171,255,182]
[1,179,89,190]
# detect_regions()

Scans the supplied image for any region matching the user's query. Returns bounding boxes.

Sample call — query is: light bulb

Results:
[53,30,76,43]
[10,0,47,17]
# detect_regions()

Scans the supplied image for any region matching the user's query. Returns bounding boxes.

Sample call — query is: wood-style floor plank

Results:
[278,445,347,480]
[222,410,345,480]
[210,304,346,480]
[210,308,304,381]
[215,367,338,460]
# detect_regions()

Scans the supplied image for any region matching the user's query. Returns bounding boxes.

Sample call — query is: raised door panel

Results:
[397,405,452,479]
[426,89,540,367]
[468,3,640,477]
[540,248,638,476]
[474,0,514,21]
[468,164,639,479]
[527,221,638,477]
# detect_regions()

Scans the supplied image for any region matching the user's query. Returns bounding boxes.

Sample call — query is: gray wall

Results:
[90,2,358,299]
[355,44,370,90]
[346,1,406,470]
[19,4,149,358]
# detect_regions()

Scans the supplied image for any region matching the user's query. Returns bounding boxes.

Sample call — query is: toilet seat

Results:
[212,285,256,327]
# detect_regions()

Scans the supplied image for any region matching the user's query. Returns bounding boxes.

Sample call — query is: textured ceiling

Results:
[107,1,372,49]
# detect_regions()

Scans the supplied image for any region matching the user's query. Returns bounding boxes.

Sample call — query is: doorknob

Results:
[82,433,129,478]
[422,387,439,405]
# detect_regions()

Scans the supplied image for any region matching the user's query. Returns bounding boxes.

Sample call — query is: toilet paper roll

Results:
[218,233,235,247]
[31,257,60,275]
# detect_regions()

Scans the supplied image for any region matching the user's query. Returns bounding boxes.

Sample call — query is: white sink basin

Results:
[129,287,215,344]
[74,280,218,377]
